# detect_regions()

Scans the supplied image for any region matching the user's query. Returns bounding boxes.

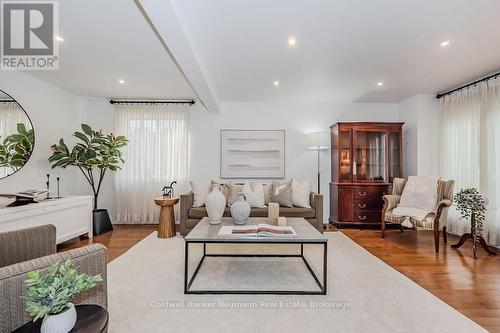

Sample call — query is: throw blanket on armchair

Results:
[392,176,439,228]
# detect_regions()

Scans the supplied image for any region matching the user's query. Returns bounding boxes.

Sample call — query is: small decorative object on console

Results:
[205,184,226,224]
[56,177,61,198]
[0,189,49,207]
[230,193,251,225]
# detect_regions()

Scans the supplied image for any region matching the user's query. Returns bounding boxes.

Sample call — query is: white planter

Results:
[205,184,226,224]
[41,303,77,333]
[230,194,251,225]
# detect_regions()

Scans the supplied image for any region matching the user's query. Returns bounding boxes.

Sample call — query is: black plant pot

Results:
[93,209,114,236]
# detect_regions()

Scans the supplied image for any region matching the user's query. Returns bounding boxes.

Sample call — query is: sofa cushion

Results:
[188,207,316,219]
[277,207,316,218]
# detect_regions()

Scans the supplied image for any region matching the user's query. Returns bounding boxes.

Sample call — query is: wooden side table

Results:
[13,304,108,332]
[154,197,179,238]
[451,212,496,259]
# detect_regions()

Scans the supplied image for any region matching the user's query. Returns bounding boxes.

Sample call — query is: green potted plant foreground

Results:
[49,124,128,235]
[25,260,102,333]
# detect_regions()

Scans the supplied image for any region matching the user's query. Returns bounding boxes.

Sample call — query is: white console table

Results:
[0,196,93,244]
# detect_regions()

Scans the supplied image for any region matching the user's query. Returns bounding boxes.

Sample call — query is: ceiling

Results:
[27,0,195,100]
[175,0,500,103]
[26,0,500,104]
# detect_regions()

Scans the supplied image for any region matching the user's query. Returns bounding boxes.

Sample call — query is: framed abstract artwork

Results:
[220,130,285,179]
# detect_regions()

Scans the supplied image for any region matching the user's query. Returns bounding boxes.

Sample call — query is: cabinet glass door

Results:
[389,132,401,181]
[353,131,386,181]
[339,131,351,181]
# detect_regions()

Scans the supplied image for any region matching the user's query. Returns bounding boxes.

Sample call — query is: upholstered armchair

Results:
[381,178,455,253]
[0,225,108,333]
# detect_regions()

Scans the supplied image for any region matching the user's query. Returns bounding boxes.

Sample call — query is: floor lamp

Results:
[306,131,331,194]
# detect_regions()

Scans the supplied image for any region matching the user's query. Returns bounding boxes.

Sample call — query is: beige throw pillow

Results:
[190,181,210,207]
[243,181,266,208]
[270,180,293,208]
[292,178,311,208]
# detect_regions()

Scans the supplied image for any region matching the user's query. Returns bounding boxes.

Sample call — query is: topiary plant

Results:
[24,259,102,321]
[454,188,486,238]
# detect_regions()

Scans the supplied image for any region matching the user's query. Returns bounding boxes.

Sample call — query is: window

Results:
[113,103,191,223]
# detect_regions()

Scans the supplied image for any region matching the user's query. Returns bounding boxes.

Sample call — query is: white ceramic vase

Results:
[230,193,251,225]
[41,303,77,333]
[205,184,226,224]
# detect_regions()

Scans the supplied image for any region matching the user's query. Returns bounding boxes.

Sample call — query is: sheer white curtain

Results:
[113,103,191,223]
[0,102,28,178]
[439,77,500,246]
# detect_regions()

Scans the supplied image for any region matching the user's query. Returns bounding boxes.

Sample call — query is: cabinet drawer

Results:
[354,198,383,210]
[353,187,389,199]
[354,210,381,223]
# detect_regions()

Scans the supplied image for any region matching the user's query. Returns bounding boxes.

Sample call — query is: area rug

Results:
[107,232,486,333]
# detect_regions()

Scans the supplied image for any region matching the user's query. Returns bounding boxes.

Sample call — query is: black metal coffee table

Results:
[184,217,328,295]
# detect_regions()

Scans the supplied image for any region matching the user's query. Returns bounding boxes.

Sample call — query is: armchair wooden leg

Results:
[443,226,447,244]
[381,218,386,239]
[434,223,440,253]
[400,224,404,232]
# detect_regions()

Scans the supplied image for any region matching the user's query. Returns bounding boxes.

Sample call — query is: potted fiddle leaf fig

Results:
[49,124,128,235]
[25,259,102,333]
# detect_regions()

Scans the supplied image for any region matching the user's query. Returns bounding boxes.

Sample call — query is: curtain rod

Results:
[109,99,195,105]
[436,71,500,99]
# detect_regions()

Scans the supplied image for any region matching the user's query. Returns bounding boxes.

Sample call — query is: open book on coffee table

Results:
[217,224,297,238]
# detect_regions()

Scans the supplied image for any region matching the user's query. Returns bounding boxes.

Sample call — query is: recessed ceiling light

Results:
[55,36,64,42]
[118,79,125,84]
[288,37,297,47]
[377,81,384,87]
[273,80,280,87]
[441,40,450,47]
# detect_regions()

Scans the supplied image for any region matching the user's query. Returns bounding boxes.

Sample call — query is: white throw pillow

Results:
[190,181,210,207]
[398,176,439,213]
[292,178,311,208]
[242,181,266,208]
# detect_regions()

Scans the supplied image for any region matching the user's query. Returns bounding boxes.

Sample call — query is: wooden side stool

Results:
[154,197,179,238]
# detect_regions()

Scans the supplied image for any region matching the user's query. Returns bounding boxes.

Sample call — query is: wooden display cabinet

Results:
[329,122,404,227]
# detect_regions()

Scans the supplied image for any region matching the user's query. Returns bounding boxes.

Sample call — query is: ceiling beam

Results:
[134,0,220,113]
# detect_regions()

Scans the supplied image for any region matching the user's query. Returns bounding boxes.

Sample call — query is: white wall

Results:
[398,96,418,177]
[191,101,400,223]
[398,95,440,177]
[0,71,82,198]
[416,95,440,176]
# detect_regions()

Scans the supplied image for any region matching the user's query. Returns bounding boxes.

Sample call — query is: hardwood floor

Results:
[339,227,500,332]
[58,225,157,262]
[58,225,500,332]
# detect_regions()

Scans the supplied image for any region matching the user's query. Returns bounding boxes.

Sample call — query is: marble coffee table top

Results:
[185,217,327,243]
